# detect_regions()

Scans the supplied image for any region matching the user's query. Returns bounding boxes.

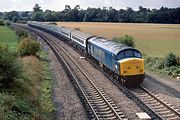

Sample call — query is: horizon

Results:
[1,6,180,13]
[0,0,180,12]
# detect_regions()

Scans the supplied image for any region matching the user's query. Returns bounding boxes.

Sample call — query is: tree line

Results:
[1,4,180,24]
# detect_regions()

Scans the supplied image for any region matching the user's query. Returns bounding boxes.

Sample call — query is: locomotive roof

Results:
[89,37,135,55]
[71,30,92,39]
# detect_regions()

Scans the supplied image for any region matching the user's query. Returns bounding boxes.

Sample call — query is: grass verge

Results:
[39,50,55,119]
[144,55,180,78]
[0,53,54,120]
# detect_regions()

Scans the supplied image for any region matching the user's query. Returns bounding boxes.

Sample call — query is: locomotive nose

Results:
[120,58,144,76]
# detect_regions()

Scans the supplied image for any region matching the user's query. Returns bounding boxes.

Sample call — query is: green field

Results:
[135,39,180,57]
[57,22,180,57]
[0,26,18,50]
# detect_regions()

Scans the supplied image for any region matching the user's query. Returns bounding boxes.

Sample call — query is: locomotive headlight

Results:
[115,65,117,69]
[123,71,127,73]
[139,69,143,72]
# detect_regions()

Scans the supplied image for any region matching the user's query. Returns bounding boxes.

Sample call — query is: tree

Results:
[6,11,19,21]
[113,35,135,47]
[31,11,45,21]
[44,10,55,21]
[72,5,80,21]
[31,4,44,21]
[59,5,81,22]
[0,19,4,25]
[109,8,118,22]
[0,12,3,18]
[139,6,147,13]
[12,17,18,22]
[126,7,134,22]
[33,3,42,13]
[118,9,129,22]
[19,11,31,21]
[101,8,109,22]
[74,5,80,10]
[147,12,155,23]
[21,11,29,18]
[25,4,180,23]
[77,10,86,21]
[65,5,71,11]
[83,8,98,22]
[53,12,61,21]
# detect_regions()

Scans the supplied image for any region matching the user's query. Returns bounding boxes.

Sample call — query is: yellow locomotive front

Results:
[119,58,145,86]
[117,49,145,87]
[120,58,144,76]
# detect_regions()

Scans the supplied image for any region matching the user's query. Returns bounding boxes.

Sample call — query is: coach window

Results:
[117,52,125,59]
[125,50,133,57]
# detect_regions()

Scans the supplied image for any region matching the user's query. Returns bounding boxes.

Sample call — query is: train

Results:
[27,21,145,87]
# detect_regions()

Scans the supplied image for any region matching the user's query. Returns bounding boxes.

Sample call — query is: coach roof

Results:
[61,27,75,33]
[71,30,93,39]
[89,37,134,55]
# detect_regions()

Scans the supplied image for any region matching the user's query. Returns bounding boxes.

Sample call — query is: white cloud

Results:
[0,0,180,12]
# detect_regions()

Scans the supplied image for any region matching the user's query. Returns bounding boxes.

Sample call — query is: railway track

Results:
[15,24,180,120]
[84,53,180,120]
[95,66,180,119]
[130,85,180,120]
[17,25,127,120]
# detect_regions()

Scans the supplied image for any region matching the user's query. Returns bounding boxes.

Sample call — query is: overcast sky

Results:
[0,0,180,12]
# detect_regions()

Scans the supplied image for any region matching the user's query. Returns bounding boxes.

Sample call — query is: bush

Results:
[75,27,81,31]
[145,56,164,69]
[164,52,178,67]
[48,22,57,25]
[113,34,135,47]
[145,54,180,77]
[15,29,28,39]
[0,44,22,85]
[17,37,40,56]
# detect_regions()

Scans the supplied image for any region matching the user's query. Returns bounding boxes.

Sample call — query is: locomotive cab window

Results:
[125,50,133,57]
[134,51,141,58]
[125,50,142,58]
[117,50,142,60]
[117,52,125,59]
